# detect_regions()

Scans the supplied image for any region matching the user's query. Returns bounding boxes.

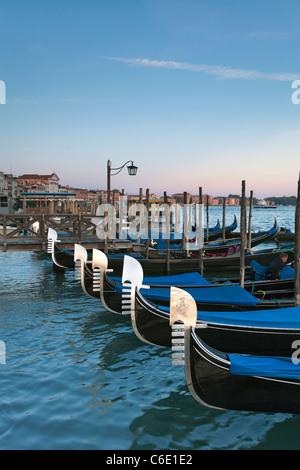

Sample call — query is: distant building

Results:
[0,172,20,214]
[212,197,240,206]
[16,173,77,214]
[17,172,60,193]
[226,197,240,206]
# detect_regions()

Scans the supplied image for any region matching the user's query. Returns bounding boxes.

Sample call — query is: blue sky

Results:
[0,0,300,198]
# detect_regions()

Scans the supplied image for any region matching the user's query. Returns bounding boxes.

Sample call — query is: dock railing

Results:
[0,213,102,252]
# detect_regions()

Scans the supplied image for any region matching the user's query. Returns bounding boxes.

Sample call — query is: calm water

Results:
[0,206,300,451]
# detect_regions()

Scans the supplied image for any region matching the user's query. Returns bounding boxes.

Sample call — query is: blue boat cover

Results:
[141,285,259,306]
[250,260,298,281]
[107,253,145,259]
[157,304,300,329]
[110,271,211,286]
[128,231,196,241]
[156,240,184,250]
[195,306,300,328]
[115,283,259,306]
[280,265,298,280]
[228,354,300,379]
[250,260,269,280]
[143,272,210,286]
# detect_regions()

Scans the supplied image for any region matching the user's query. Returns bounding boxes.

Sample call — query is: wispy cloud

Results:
[102,56,300,82]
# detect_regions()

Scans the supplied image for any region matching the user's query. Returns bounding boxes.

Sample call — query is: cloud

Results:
[102,56,300,82]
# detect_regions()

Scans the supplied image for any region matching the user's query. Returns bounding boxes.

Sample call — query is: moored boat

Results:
[48,219,290,274]
[170,287,300,414]
[83,251,300,356]
[202,217,279,255]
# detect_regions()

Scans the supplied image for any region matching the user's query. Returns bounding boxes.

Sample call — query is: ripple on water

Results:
[0,250,297,449]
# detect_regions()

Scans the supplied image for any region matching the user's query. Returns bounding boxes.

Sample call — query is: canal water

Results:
[0,206,300,450]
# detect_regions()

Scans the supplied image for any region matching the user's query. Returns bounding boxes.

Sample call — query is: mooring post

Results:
[239,180,246,287]
[183,191,189,258]
[222,197,226,240]
[206,196,209,242]
[40,214,46,250]
[137,188,143,245]
[3,214,7,252]
[198,187,203,275]
[145,188,149,258]
[164,191,170,275]
[248,190,253,250]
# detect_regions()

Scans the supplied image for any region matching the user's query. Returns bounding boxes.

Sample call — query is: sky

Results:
[0,0,300,199]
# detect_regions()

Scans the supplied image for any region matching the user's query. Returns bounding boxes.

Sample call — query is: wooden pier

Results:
[0,210,295,253]
[0,213,133,253]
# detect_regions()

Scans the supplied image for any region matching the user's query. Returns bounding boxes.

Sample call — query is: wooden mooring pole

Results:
[222,197,226,240]
[239,180,246,287]
[206,196,209,242]
[198,187,203,275]
[248,190,253,249]
[164,191,170,275]
[295,174,300,306]
[137,188,143,245]
[183,192,189,257]
[145,188,150,258]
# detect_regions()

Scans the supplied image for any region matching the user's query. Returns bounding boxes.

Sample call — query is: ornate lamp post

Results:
[107,159,138,203]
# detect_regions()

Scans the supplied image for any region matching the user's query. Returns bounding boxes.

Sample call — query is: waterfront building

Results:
[0,172,20,214]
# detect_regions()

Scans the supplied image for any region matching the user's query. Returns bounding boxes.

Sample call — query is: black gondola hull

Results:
[133,290,300,356]
[188,331,300,413]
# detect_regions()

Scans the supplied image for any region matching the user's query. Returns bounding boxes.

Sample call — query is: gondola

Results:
[144,216,275,253]
[82,250,300,356]
[203,214,237,241]
[85,242,293,276]
[170,287,300,414]
[103,255,300,356]
[88,249,296,314]
[131,282,300,356]
[47,228,76,269]
[48,219,289,275]
[127,216,236,243]
[201,217,279,255]
[99,229,292,277]
[47,228,144,270]
[153,215,238,247]
[96,250,297,302]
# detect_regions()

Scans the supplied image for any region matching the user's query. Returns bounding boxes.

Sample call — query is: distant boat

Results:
[254,199,277,209]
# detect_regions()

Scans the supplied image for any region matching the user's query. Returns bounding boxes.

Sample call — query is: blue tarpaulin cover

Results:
[107,253,145,259]
[111,271,210,286]
[194,306,300,328]
[158,304,300,328]
[280,265,299,279]
[139,285,259,306]
[250,260,299,281]
[115,282,260,306]
[228,353,300,379]
[250,260,269,280]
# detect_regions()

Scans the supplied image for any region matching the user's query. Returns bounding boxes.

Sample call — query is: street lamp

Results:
[107,159,138,203]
